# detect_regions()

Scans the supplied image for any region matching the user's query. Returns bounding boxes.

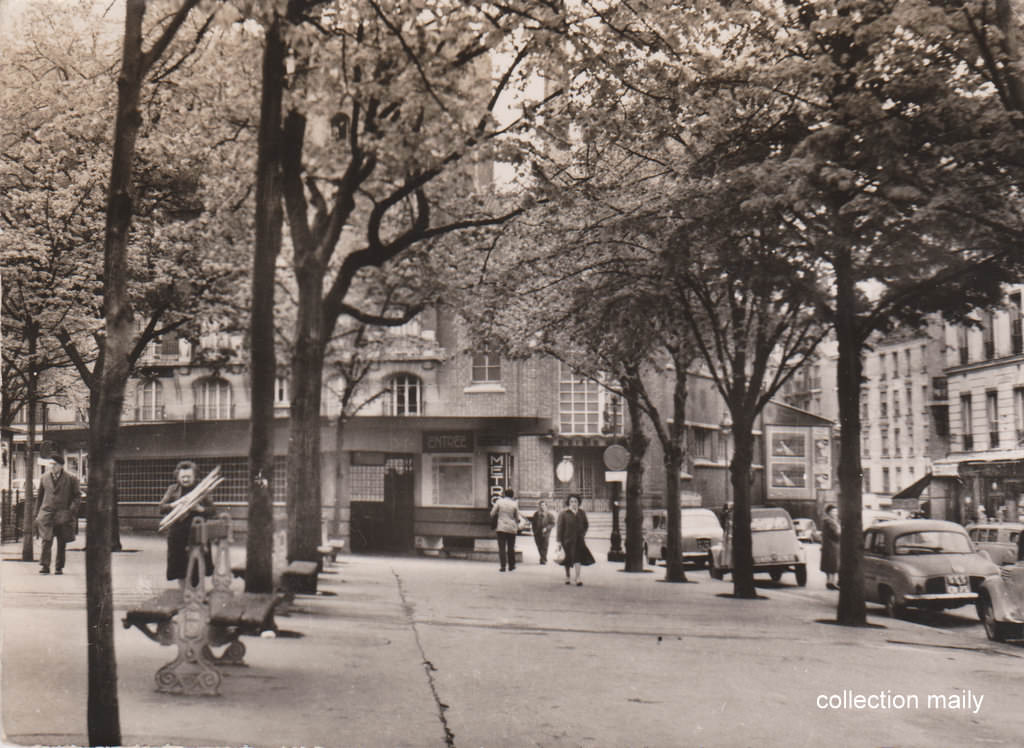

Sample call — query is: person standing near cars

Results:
[821,503,841,590]
[490,487,521,572]
[557,494,595,586]
[35,452,81,575]
[530,500,557,564]
[158,460,216,589]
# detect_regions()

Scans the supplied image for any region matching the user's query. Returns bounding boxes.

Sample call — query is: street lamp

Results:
[719,413,732,511]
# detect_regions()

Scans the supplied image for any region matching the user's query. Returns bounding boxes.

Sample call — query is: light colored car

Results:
[863,519,1000,618]
[966,523,1023,566]
[863,509,902,527]
[793,518,821,543]
[643,508,724,568]
[977,563,1024,642]
[708,506,807,585]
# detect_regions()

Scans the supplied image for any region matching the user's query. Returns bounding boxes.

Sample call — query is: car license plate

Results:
[946,575,969,594]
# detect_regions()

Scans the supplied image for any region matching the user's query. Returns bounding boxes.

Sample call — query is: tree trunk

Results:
[662,443,687,582]
[730,414,757,598]
[622,383,648,572]
[286,271,327,564]
[20,336,37,561]
[245,10,286,594]
[834,247,867,625]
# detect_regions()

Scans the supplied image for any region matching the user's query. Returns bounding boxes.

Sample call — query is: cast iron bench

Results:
[123,514,284,696]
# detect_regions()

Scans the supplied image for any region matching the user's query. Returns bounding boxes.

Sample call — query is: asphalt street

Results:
[2,524,1023,748]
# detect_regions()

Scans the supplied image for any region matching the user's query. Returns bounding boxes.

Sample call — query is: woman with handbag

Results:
[556,494,595,586]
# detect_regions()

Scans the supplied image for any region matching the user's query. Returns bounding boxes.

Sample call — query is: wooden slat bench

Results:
[281,560,319,595]
[123,514,284,696]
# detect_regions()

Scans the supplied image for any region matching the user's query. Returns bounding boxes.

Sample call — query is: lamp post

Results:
[719,413,732,511]
[603,444,629,562]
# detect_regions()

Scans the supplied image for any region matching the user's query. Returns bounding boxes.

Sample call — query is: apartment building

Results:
[10,308,833,554]
[935,284,1024,523]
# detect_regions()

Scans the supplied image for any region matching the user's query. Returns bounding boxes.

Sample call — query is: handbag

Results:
[553,544,565,564]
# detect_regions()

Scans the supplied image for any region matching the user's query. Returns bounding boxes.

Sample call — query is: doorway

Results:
[350,455,415,553]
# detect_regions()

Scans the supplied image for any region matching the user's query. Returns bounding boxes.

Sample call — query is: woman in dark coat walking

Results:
[556,494,595,586]
[820,503,841,590]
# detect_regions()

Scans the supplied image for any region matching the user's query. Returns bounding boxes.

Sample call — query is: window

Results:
[1015,387,1024,445]
[891,352,899,379]
[862,431,870,459]
[893,391,900,418]
[881,428,889,458]
[903,349,911,377]
[692,427,714,460]
[894,428,901,457]
[905,386,913,418]
[957,326,969,365]
[559,364,600,434]
[961,393,974,451]
[274,376,289,405]
[880,397,888,419]
[982,311,996,359]
[878,354,887,380]
[1012,292,1023,355]
[137,379,164,421]
[882,467,890,493]
[431,455,474,505]
[195,378,233,420]
[387,374,422,416]
[471,347,501,382]
[987,390,999,448]
[920,344,928,372]
[862,468,871,493]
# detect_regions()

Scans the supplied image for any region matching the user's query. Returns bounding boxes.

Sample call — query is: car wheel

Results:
[882,587,904,619]
[769,570,783,583]
[794,564,807,587]
[978,594,1006,642]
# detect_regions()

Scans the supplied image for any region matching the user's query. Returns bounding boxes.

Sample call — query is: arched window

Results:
[195,377,233,420]
[137,379,163,421]
[387,374,422,416]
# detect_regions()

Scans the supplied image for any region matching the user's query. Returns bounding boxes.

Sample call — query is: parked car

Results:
[977,563,1024,642]
[793,518,821,544]
[708,506,807,585]
[517,514,532,535]
[966,522,1023,566]
[643,508,724,568]
[862,519,1000,618]
[863,509,902,527]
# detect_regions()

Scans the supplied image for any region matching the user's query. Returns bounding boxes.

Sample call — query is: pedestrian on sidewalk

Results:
[821,503,840,590]
[490,487,521,572]
[158,460,215,589]
[556,494,595,586]
[530,500,557,564]
[35,452,81,575]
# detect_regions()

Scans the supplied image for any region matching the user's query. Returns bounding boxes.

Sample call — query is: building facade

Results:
[12,309,834,554]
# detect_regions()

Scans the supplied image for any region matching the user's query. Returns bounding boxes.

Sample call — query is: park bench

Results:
[122,514,284,696]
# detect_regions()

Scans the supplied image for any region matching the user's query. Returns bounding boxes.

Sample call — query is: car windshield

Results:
[893,531,973,555]
[751,514,792,532]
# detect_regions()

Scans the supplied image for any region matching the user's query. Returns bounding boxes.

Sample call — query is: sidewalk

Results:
[1,534,443,748]
[3,530,1023,748]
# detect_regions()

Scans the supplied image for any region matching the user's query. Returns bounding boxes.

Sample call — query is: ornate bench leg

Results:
[155,540,221,696]
[155,606,221,696]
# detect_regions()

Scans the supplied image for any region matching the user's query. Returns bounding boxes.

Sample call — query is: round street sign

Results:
[602,444,629,471]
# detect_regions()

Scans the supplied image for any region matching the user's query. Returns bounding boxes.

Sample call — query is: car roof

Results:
[866,519,967,535]
[965,522,1024,530]
[751,506,790,515]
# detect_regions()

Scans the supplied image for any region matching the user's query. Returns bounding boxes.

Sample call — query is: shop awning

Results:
[892,474,934,500]
[892,471,962,500]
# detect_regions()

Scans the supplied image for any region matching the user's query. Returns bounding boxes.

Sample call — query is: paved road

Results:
[3,532,1023,747]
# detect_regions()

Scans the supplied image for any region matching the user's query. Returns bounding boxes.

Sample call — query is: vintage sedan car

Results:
[977,563,1024,642]
[793,518,821,544]
[966,522,1023,566]
[863,520,1000,618]
[643,508,724,568]
[708,506,807,585]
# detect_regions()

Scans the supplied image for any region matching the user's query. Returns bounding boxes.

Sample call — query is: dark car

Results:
[862,519,1000,618]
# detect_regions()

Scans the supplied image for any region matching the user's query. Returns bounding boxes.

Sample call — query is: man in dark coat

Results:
[530,500,557,564]
[35,452,81,575]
